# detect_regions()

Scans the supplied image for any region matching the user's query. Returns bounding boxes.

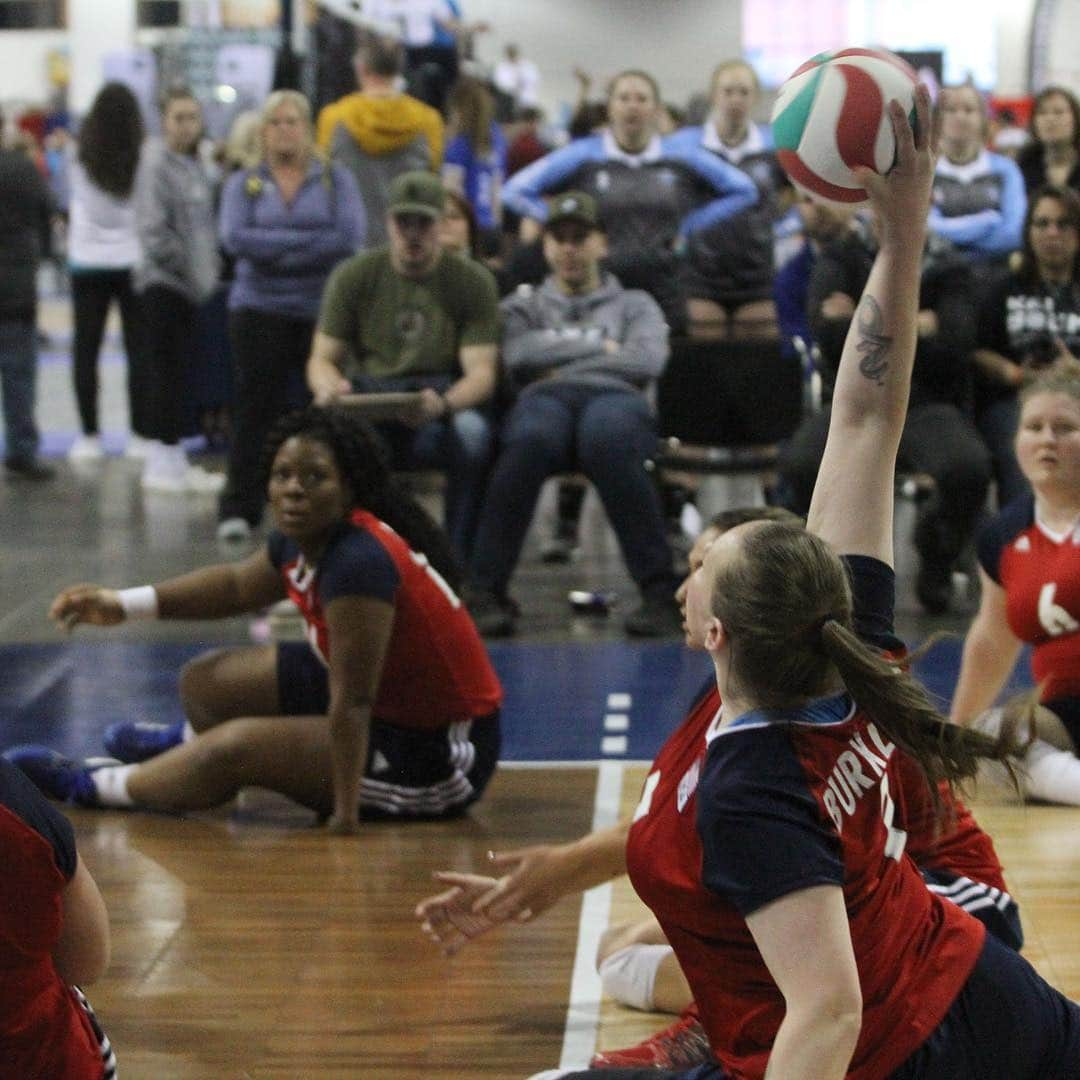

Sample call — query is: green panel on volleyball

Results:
[772,67,825,151]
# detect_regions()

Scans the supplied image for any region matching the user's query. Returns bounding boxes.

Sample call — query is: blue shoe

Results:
[2,745,112,806]
[104,719,185,763]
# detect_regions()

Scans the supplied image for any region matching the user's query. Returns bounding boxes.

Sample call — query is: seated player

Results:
[418,510,1024,1071]
[6,408,502,834]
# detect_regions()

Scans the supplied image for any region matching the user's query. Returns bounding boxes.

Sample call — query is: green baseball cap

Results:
[388,170,446,219]
[545,190,601,231]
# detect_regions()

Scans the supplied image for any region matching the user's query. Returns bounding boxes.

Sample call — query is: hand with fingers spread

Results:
[415,871,512,956]
[49,585,125,632]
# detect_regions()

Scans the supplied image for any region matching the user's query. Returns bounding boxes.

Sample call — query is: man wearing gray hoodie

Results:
[468,192,681,637]
[134,87,223,494]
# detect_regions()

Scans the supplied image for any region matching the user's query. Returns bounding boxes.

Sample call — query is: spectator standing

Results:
[442,78,506,257]
[133,87,223,494]
[0,132,55,480]
[317,36,443,248]
[216,91,366,543]
[504,69,758,335]
[930,84,1026,265]
[1017,86,1080,196]
[972,185,1080,507]
[0,757,115,1078]
[467,192,681,638]
[672,59,788,339]
[66,82,149,464]
[493,43,540,112]
[306,171,499,560]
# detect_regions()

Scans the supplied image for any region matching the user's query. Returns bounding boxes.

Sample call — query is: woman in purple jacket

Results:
[216,90,366,542]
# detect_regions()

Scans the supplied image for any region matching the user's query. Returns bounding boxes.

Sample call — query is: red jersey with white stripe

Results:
[268,508,502,730]
[626,557,986,1080]
[978,494,1080,701]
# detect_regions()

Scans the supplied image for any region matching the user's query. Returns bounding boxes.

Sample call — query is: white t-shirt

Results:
[493,58,540,107]
[366,0,452,47]
[67,159,141,270]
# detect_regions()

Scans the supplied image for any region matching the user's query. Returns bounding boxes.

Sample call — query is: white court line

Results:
[559,759,624,1069]
[604,714,630,732]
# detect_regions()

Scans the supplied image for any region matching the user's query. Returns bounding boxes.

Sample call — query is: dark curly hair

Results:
[77,82,144,198]
[259,406,462,591]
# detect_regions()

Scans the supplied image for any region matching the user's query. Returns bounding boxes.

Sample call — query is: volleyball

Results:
[771,48,919,205]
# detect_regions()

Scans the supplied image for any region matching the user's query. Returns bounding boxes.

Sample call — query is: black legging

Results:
[140,284,197,447]
[71,269,149,437]
[778,402,993,566]
[217,307,313,526]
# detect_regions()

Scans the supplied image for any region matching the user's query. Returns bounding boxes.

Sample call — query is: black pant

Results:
[141,284,197,446]
[71,269,148,436]
[778,402,993,565]
[218,307,313,526]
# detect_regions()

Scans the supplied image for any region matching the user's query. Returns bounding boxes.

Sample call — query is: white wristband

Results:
[117,586,159,620]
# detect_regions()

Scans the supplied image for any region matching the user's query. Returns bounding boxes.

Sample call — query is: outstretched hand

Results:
[416,872,517,956]
[416,843,580,955]
[49,585,125,632]
[853,83,938,245]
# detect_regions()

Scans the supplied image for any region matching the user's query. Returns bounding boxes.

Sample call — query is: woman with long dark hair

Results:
[972,184,1080,505]
[1017,86,1080,196]
[66,82,148,462]
[7,407,502,834]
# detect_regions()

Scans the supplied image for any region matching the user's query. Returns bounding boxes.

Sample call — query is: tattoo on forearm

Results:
[855,296,892,385]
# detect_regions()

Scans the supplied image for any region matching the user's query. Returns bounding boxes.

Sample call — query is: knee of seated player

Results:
[183,717,266,779]
[178,651,232,729]
[597,917,668,968]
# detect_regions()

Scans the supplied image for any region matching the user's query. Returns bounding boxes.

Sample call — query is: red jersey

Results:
[268,508,502,730]
[0,760,103,1079]
[978,494,1080,702]
[626,557,987,1080]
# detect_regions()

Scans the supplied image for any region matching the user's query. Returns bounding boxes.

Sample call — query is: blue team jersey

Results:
[930,149,1026,259]
[443,123,507,231]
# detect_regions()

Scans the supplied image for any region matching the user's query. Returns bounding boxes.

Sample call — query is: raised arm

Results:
[949,568,1024,723]
[806,85,937,563]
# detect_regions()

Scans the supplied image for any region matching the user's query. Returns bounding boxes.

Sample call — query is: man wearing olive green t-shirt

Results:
[307,170,499,559]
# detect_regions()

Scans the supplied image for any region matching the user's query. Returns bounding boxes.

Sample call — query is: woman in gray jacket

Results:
[134,87,223,493]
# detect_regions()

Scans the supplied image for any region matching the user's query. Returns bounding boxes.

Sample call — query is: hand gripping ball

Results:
[771,47,918,205]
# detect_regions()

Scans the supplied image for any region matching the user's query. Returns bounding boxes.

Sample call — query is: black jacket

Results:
[0,149,52,321]
[808,227,977,411]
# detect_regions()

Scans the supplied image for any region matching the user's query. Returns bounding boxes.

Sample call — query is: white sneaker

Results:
[67,434,104,462]
[216,516,252,542]
[141,443,188,492]
[184,464,227,495]
[124,435,154,461]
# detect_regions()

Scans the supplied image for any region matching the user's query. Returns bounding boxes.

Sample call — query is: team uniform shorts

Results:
[277,641,500,819]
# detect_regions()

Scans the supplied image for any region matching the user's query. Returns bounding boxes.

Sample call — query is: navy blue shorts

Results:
[276,641,500,819]
[1046,697,1080,754]
[920,866,1024,951]
[890,931,1080,1079]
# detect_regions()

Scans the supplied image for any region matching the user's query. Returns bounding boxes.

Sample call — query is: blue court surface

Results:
[0,639,1034,764]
